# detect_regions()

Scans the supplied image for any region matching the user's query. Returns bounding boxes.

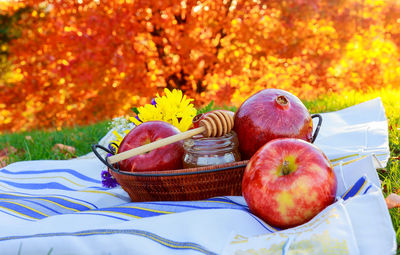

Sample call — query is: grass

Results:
[0,121,110,164]
[1,88,400,251]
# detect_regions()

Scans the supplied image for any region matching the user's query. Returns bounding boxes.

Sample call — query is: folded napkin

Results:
[0,98,395,255]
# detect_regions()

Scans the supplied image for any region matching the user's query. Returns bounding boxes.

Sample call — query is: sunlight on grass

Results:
[304,88,400,119]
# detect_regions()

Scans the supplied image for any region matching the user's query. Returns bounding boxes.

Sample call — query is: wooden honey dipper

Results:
[107,110,234,165]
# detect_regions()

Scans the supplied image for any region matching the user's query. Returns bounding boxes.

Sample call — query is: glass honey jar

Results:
[182,131,241,168]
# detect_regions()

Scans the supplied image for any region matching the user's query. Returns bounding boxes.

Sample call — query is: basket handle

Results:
[91,144,120,172]
[311,114,322,143]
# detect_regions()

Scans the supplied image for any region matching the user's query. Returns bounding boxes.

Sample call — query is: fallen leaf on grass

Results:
[0,146,17,157]
[52,144,76,155]
[377,167,387,173]
[389,124,398,131]
[386,193,400,209]
[0,146,17,167]
[0,156,7,167]
[390,155,400,160]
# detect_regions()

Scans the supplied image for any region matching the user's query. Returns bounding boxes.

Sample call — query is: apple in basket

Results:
[117,121,184,172]
[242,138,337,229]
[234,88,313,159]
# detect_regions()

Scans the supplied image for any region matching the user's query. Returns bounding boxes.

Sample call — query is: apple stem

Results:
[276,95,289,106]
[282,160,291,175]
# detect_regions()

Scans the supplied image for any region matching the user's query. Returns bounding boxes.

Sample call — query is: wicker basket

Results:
[92,114,322,202]
[110,160,248,202]
[92,144,248,202]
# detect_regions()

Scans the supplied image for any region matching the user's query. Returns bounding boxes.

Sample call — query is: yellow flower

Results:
[129,88,197,132]
[109,130,130,153]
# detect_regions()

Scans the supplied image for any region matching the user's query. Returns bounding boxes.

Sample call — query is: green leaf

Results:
[131,107,139,115]
[197,100,215,114]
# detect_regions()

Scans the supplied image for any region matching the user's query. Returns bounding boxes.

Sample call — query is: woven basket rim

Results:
[109,160,249,177]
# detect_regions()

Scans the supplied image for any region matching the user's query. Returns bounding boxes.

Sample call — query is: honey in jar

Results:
[182,131,241,168]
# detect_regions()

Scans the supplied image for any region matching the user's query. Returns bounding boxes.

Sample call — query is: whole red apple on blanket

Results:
[242,138,337,229]
[118,121,184,172]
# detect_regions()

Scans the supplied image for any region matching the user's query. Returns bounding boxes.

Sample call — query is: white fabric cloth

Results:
[223,180,395,255]
[313,97,389,165]
[0,98,396,254]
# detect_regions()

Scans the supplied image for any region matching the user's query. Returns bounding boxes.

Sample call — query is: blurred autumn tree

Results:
[1,0,400,132]
[0,4,29,88]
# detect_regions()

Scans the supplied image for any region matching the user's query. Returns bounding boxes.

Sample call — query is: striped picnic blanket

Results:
[0,98,396,254]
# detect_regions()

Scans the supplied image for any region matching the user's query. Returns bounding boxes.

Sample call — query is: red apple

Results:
[117,121,184,172]
[242,138,337,229]
[234,89,313,159]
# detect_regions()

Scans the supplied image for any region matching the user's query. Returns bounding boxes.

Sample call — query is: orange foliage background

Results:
[1,0,400,132]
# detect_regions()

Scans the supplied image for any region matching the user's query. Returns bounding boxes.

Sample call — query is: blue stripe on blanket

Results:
[0,168,101,184]
[77,212,131,221]
[142,202,239,211]
[83,199,279,233]
[0,229,218,255]
[363,184,373,195]
[0,201,48,220]
[0,180,113,193]
[73,200,249,221]
[206,197,244,203]
[0,193,93,211]
[18,199,61,214]
[0,175,85,189]
[219,196,249,208]
[87,206,173,218]
[142,197,247,211]
[0,195,250,222]
[0,191,98,209]
[0,208,35,221]
[0,180,76,191]
[341,176,367,200]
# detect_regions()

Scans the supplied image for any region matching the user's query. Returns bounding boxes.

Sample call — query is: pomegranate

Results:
[234,89,313,159]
